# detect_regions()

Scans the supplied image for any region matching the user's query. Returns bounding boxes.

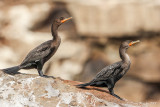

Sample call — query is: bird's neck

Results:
[119,47,130,64]
[51,23,59,41]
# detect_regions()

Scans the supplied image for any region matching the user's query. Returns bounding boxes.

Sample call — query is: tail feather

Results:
[76,82,91,88]
[1,66,21,75]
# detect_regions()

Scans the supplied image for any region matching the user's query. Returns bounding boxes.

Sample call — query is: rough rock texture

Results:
[67,0,160,37]
[0,71,158,107]
[0,0,160,102]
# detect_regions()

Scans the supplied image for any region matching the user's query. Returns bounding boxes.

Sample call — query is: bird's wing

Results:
[90,61,122,82]
[21,40,53,65]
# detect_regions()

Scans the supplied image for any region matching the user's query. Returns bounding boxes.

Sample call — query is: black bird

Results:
[76,40,140,100]
[2,17,72,77]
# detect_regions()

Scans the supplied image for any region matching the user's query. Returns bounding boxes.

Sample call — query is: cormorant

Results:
[2,17,72,77]
[76,40,140,100]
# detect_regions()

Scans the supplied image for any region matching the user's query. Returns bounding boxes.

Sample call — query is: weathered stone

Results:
[0,71,156,107]
[67,0,160,37]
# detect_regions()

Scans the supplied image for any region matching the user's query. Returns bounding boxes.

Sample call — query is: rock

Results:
[0,0,160,103]
[67,0,160,37]
[0,70,156,107]
[54,37,89,61]
[115,78,148,102]
[129,38,160,82]
[76,51,109,82]
[48,60,83,80]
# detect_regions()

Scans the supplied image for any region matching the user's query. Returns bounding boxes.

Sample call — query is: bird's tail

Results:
[1,66,21,75]
[76,82,91,88]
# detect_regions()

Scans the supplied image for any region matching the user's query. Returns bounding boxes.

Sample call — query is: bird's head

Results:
[54,17,72,27]
[121,40,140,49]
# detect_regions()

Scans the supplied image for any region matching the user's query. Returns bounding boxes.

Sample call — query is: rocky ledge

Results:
[0,71,158,107]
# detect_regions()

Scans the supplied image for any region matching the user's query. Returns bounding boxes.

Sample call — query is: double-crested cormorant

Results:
[2,17,72,77]
[76,40,140,100]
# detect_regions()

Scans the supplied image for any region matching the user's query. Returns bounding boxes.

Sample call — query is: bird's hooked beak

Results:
[129,40,140,46]
[61,17,72,23]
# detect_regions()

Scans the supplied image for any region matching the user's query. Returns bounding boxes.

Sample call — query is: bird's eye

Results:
[60,17,64,20]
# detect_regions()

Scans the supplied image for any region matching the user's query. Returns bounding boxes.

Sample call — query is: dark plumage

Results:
[2,17,72,77]
[76,40,140,100]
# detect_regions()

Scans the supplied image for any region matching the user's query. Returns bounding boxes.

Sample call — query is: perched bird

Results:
[2,17,72,77]
[76,40,140,100]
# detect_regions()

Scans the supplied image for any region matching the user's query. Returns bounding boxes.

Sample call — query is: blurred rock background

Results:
[0,0,160,102]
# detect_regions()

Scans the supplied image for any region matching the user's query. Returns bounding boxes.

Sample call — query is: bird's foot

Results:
[116,96,123,100]
[111,93,123,100]
[40,75,55,79]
